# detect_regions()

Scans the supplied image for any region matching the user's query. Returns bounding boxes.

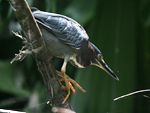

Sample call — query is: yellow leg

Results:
[60,77,75,93]
[61,84,70,104]
[69,82,75,93]
[56,70,86,93]
[61,61,70,104]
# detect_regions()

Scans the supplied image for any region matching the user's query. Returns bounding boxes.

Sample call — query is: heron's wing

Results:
[31,8,89,49]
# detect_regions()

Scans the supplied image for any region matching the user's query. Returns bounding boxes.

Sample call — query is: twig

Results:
[114,89,150,101]
[0,109,25,113]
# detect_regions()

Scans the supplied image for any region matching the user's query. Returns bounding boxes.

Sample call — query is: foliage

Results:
[0,0,150,112]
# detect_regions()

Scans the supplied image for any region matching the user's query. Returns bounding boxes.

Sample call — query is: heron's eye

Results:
[98,54,103,61]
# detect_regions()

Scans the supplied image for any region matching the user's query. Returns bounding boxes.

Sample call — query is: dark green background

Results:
[0,0,150,113]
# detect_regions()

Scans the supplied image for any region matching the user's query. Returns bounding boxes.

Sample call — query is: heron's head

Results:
[89,42,119,80]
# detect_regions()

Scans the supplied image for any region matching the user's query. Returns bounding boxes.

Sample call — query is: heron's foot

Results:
[61,85,70,104]
[56,71,86,93]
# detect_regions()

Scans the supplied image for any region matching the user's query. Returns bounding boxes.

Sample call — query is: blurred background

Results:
[0,0,150,113]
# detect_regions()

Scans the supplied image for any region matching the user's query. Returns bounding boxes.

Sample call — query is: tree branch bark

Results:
[9,0,74,112]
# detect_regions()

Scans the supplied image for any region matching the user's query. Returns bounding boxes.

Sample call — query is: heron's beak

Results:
[95,59,119,81]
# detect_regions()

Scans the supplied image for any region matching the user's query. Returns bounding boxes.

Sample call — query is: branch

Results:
[9,0,74,111]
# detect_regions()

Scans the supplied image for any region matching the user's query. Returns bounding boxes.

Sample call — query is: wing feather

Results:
[31,8,89,49]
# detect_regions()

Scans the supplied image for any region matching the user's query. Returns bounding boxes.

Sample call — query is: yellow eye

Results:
[98,54,102,59]
[98,54,103,61]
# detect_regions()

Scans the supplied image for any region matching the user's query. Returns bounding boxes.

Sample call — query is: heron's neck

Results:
[73,41,94,68]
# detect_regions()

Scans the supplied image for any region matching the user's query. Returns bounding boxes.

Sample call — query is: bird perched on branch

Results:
[31,7,119,104]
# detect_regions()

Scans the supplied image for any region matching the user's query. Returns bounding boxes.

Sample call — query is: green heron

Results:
[31,7,119,104]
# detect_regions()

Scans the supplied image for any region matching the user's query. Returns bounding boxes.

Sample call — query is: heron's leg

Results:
[56,71,86,93]
[60,77,75,93]
[61,61,70,104]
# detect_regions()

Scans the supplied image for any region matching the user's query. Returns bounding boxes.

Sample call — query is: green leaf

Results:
[0,60,30,96]
[63,0,96,25]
